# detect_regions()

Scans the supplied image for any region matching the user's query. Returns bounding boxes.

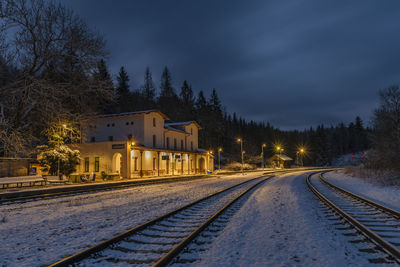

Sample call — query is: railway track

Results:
[49,174,272,266]
[307,172,400,264]
[0,176,215,205]
[0,169,295,206]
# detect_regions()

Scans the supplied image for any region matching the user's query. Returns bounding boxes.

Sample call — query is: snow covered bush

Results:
[344,165,400,187]
[224,162,257,171]
[38,145,80,176]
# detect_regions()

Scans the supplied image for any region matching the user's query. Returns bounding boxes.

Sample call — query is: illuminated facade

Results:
[75,110,214,178]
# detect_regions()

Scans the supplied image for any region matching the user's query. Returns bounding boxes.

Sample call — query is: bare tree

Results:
[0,0,114,156]
[369,86,400,170]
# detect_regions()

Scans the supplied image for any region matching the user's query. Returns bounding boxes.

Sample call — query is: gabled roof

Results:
[164,125,187,134]
[93,110,170,120]
[270,154,293,161]
[165,121,202,130]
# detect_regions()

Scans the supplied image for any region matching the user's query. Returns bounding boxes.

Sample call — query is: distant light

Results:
[62,124,67,128]
[145,151,150,158]
[352,155,355,158]
[362,154,366,158]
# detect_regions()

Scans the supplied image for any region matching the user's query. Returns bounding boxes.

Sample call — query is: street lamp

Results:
[218,148,222,171]
[237,138,244,175]
[261,143,266,170]
[276,145,284,168]
[298,147,305,167]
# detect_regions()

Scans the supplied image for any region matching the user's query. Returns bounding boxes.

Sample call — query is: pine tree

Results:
[95,59,115,113]
[116,66,131,112]
[209,88,222,116]
[141,67,156,108]
[158,66,179,118]
[180,80,195,106]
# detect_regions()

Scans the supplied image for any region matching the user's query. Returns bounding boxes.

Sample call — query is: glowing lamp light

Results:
[362,154,366,158]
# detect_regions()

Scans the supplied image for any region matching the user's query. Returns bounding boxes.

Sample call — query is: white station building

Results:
[75,110,214,178]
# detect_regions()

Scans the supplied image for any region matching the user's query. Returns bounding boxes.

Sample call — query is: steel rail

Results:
[0,175,213,205]
[1,169,305,205]
[48,175,268,267]
[319,172,400,218]
[306,172,400,261]
[153,175,270,266]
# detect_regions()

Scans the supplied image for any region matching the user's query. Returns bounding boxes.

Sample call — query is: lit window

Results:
[95,157,99,172]
[84,157,89,172]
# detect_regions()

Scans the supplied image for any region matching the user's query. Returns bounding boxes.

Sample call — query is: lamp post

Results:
[299,148,305,167]
[218,148,222,171]
[237,138,244,175]
[276,146,284,168]
[57,124,67,179]
[261,143,266,170]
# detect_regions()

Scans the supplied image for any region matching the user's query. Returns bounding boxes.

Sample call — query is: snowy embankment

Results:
[0,172,263,266]
[324,170,400,211]
[194,171,373,266]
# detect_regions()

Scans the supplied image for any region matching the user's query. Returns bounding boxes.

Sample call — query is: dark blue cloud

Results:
[65,0,400,129]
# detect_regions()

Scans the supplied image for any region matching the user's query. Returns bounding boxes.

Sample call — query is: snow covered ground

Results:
[1,170,395,266]
[324,170,400,211]
[192,171,381,266]
[0,172,263,266]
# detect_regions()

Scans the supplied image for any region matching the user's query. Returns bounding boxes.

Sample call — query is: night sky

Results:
[65,0,400,130]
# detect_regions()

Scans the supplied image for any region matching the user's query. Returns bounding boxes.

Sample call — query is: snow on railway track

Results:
[307,172,400,264]
[49,175,272,266]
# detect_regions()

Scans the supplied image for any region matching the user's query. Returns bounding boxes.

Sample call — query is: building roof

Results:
[92,110,170,120]
[165,121,202,130]
[270,154,293,161]
[164,125,187,134]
